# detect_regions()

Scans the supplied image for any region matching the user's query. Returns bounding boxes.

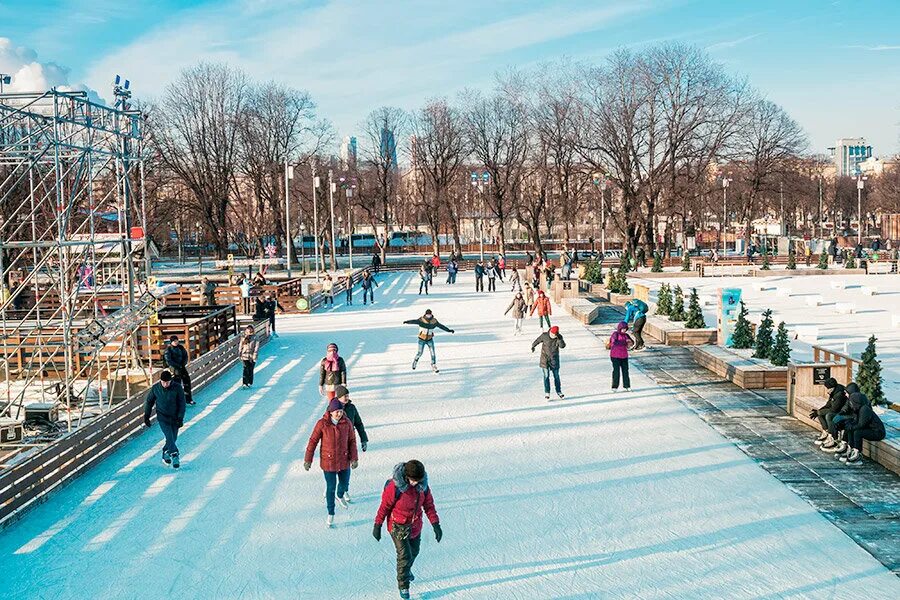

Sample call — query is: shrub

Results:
[670,285,685,321]
[817,249,828,270]
[684,288,706,328]
[656,283,672,316]
[753,309,774,359]
[731,301,754,349]
[857,335,885,405]
[769,322,791,366]
[681,252,691,272]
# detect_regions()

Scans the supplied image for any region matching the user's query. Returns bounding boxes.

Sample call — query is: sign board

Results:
[813,366,831,385]
[213,258,284,269]
[718,287,742,347]
[295,297,309,311]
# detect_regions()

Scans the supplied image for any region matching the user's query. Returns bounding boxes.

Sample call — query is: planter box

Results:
[608,292,634,306]
[690,345,787,390]
[561,297,601,325]
[764,268,866,276]
[644,316,717,346]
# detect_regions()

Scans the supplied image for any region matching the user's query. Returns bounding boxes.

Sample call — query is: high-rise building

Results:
[340,135,357,169]
[830,137,873,177]
[380,128,398,170]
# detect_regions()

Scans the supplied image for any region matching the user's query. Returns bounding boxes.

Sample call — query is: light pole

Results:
[857,174,868,241]
[346,187,354,270]
[284,159,294,277]
[311,164,321,281]
[818,176,824,240]
[196,221,203,276]
[328,169,337,271]
[600,179,608,256]
[299,223,306,275]
[722,176,732,253]
[0,74,11,93]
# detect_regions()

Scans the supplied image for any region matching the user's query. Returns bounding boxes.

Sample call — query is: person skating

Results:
[430,254,440,283]
[164,335,195,405]
[304,398,359,528]
[319,342,347,401]
[474,261,485,292]
[322,273,334,307]
[261,292,285,337]
[509,267,521,292]
[423,259,435,287]
[334,384,367,502]
[361,270,379,305]
[523,282,535,314]
[445,259,458,285]
[373,460,442,600]
[239,325,259,387]
[504,291,527,335]
[239,276,251,314]
[835,392,886,464]
[418,264,430,295]
[530,289,552,330]
[623,299,649,351]
[372,252,382,273]
[200,276,216,306]
[809,377,846,446]
[486,260,498,292]
[344,270,354,305]
[143,370,187,469]
[608,321,634,392]
[498,254,506,279]
[531,325,566,400]
[403,309,454,373]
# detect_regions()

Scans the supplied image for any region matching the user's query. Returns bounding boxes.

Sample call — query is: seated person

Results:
[836,392,886,464]
[809,377,846,446]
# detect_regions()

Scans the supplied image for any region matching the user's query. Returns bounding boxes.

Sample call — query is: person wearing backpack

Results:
[474,261,485,292]
[304,398,359,528]
[608,321,634,391]
[373,460,442,600]
[624,299,649,351]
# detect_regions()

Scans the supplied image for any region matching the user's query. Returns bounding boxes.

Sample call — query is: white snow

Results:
[1,271,899,599]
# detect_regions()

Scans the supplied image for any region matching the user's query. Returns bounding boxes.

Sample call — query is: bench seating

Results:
[644,316,718,346]
[561,297,600,325]
[690,345,788,390]
[791,395,900,475]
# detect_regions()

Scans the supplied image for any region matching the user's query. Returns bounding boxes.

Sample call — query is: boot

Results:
[342,492,352,504]
[814,430,829,445]
[171,452,180,469]
[843,448,862,464]
[399,590,410,600]
[832,440,849,456]
[326,514,334,528]
[819,434,836,450]
[337,495,349,509]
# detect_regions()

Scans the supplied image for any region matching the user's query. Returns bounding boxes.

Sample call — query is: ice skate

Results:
[412,359,418,370]
[545,393,550,400]
[557,392,565,399]
[813,431,829,445]
[162,451,171,465]
[171,452,180,469]
[432,364,439,374]
[399,590,410,600]
[337,495,349,509]
[843,448,861,464]
[326,514,334,528]
[342,492,352,504]
[832,440,848,455]
[819,435,836,451]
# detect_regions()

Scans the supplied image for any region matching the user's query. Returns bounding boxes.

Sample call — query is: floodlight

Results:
[124,80,130,90]
[114,74,121,85]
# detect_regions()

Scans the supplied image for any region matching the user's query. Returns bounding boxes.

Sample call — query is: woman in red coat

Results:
[373,460,442,599]
[304,398,358,527]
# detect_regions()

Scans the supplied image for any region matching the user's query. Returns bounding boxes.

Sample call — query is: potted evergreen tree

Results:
[857,335,885,405]
[769,322,791,366]
[753,309,774,359]
[786,246,796,270]
[731,301,754,349]
[817,249,828,270]
[651,252,663,273]
[656,283,672,316]
[681,251,691,272]
[670,285,686,322]
[684,288,706,328]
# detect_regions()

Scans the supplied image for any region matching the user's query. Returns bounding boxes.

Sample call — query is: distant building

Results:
[380,128,398,170]
[340,136,357,169]
[830,137,873,177]
[857,154,899,176]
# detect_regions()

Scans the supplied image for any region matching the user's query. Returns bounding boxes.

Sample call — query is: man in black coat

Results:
[531,326,566,401]
[809,377,846,446]
[144,370,187,469]
[474,262,485,292]
[164,335,194,405]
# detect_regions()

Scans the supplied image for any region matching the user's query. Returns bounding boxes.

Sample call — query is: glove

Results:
[531,347,535,353]
[433,523,443,543]
[177,420,184,428]
[144,418,151,428]
[351,460,359,469]
[450,329,455,333]
[808,410,817,419]
[372,523,382,541]
[361,442,367,452]
[303,461,311,471]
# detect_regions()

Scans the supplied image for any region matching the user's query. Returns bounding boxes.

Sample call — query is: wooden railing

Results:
[0,320,270,526]
[810,344,861,384]
[138,305,237,365]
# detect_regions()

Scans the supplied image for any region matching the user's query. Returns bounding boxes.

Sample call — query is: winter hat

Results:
[334,385,349,400]
[848,392,869,410]
[846,382,860,395]
[538,290,545,296]
[617,321,628,331]
[824,377,837,389]
[169,335,179,342]
[404,459,426,481]
[160,370,173,382]
[549,326,560,335]
[424,309,433,316]
[328,398,344,413]
[327,342,338,352]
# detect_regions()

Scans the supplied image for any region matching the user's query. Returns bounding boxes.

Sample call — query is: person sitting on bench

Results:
[810,377,846,447]
[835,392,886,464]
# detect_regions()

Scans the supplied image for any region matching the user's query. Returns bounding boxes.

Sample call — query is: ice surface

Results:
[1,272,898,599]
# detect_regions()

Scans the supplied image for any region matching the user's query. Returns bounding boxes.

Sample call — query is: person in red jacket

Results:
[373,460,442,599]
[304,398,359,528]
[530,289,552,330]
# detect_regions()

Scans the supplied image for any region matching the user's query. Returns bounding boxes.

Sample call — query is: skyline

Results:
[1,0,899,155]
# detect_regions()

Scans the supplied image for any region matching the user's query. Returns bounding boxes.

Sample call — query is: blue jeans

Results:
[363,287,374,303]
[415,338,436,365]
[158,420,179,457]
[324,469,351,515]
[542,366,561,395]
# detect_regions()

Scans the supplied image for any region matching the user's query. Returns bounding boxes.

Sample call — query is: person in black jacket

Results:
[474,262,485,292]
[334,384,367,503]
[836,392,886,464]
[164,335,194,405]
[822,382,856,451]
[143,370,187,469]
[531,326,566,401]
[361,270,379,305]
[810,378,846,446]
[486,260,498,292]
[260,292,285,336]
[319,342,347,400]
[403,309,454,373]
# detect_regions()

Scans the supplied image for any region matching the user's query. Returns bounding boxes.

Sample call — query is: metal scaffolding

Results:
[0,88,151,442]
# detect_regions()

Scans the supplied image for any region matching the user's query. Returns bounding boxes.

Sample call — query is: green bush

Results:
[681,252,691,272]
[685,288,706,328]
[582,259,604,284]
[857,335,885,405]
[651,253,663,273]
[670,285,685,321]
[731,301,754,349]
[753,309,774,359]
[769,322,791,366]
[845,252,856,269]
[656,283,672,316]
[786,246,796,270]
[817,249,828,270]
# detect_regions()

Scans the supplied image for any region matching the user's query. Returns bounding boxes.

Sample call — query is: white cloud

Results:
[706,33,760,51]
[0,37,102,102]
[843,44,900,52]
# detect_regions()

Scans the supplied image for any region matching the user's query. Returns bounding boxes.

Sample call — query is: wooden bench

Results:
[643,316,718,346]
[690,345,787,389]
[700,265,755,277]
[860,286,878,296]
[866,261,893,274]
[561,297,600,325]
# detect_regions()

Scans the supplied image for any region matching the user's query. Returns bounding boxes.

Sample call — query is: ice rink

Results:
[2,271,899,599]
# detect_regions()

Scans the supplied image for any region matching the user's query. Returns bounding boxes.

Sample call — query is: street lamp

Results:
[328,169,337,271]
[195,221,203,275]
[311,161,321,281]
[722,176,732,253]
[284,160,294,277]
[591,173,610,256]
[0,74,11,93]
[299,223,307,275]
[857,174,868,241]
[471,170,490,262]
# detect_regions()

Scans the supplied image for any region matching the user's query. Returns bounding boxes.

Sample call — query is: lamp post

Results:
[284,160,294,277]
[346,187,354,270]
[0,74,11,93]
[857,174,868,241]
[328,169,337,271]
[311,164,321,281]
[195,221,203,276]
[299,223,306,275]
[722,176,732,253]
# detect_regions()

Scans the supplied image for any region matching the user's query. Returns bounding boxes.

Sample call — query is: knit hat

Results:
[327,342,338,352]
[328,398,344,413]
[846,382,860,395]
[334,385,349,400]
[824,377,837,389]
[538,290,545,296]
[404,459,425,481]
[424,309,433,316]
[549,326,560,334]
[160,370,173,382]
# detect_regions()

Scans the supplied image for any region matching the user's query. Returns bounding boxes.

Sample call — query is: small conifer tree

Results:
[753,309,775,359]
[769,322,791,366]
[681,252,691,272]
[670,285,686,321]
[651,252,663,272]
[857,335,885,405]
[731,301,754,348]
[817,249,828,270]
[656,283,672,316]
[685,288,706,328]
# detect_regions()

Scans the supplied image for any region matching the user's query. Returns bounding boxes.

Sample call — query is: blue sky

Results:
[2,0,899,154]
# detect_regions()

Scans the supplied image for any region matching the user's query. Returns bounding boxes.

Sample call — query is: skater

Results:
[486,260,498,292]
[344,271,354,305]
[361,270,379,305]
[504,291,527,335]
[239,325,259,387]
[607,321,633,391]
[372,252,382,273]
[239,276,251,314]
[531,325,566,400]
[474,261,485,292]
[430,254,441,281]
[373,460,442,600]
[836,392,886,464]
[322,273,334,306]
[523,282,535,314]
[509,267,521,292]
[418,264,430,295]
[164,335,194,405]
[200,276,216,306]
[334,385,368,505]
[530,289,552,330]
[319,342,347,401]
[623,298,648,351]
[143,370,186,469]
[423,259,435,287]
[304,398,359,528]
[445,259,458,285]
[261,292,285,337]
[809,377,846,446]
[403,309,454,373]
[498,254,506,278]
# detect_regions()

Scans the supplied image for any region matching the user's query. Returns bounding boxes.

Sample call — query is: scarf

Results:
[324,351,341,372]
